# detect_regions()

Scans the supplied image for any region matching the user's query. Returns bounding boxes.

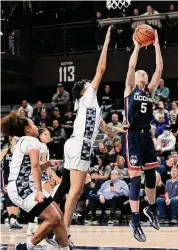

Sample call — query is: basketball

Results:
[134,24,155,47]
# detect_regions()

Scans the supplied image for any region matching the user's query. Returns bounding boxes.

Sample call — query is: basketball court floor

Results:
[1,224,178,250]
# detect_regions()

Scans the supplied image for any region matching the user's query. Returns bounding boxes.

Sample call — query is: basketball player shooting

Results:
[46,26,127,246]
[124,29,163,242]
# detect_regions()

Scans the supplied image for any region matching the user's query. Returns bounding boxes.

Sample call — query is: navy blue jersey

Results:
[124,88,153,129]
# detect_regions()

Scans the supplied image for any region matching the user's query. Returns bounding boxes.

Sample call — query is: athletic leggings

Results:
[53,168,70,212]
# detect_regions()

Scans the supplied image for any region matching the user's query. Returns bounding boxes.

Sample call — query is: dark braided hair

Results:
[72,79,91,101]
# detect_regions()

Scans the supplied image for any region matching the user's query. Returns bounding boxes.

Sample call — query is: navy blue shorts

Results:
[125,130,158,170]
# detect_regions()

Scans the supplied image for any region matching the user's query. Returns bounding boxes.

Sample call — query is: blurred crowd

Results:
[1,78,178,227]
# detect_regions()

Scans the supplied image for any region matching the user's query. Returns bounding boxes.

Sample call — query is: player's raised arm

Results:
[125,36,140,96]
[148,30,163,97]
[91,26,111,91]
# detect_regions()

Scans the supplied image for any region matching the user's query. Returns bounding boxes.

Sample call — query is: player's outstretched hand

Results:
[105,25,112,45]
[132,34,141,48]
[153,29,159,47]
[117,124,130,133]
[49,160,60,167]
[34,191,44,203]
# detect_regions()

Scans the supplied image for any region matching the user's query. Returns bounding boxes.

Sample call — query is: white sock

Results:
[60,246,70,250]
[27,239,35,250]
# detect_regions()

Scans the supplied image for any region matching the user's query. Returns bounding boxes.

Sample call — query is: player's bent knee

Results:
[129,176,141,201]
[144,168,156,189]
[49,210,63,225]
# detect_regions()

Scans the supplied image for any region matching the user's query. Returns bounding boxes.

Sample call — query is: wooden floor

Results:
[1,224,178,249]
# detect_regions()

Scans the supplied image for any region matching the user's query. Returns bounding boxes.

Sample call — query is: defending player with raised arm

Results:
[124,30,163,242]
[46,26,114,246]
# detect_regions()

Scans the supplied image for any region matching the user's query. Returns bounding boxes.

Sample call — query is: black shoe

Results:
[129,220,146,242]
[15,243,28,250]
[143,206,160,230]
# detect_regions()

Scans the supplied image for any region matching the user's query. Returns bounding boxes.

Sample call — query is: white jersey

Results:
[40,142,50,182]
[8,136,41,199]
[72,85,102,145]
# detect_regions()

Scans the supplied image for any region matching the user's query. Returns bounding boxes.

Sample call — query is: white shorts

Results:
[64,137,91,172]
[7,181,51,213]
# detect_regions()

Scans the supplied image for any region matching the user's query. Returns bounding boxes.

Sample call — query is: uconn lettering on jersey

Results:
[134,93,153,102]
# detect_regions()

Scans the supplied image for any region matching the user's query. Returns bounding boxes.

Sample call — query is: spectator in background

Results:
[18,108,28,118]
[114,156,129,182]
[156,167,178,223]
[155,79,170,105]
[155,172,165,198]
[156,126,176,159]
[92,170,129,224]
[158,156,175,184]
[52,83,70,116]
[108,113,123,128]
[103,132,120,152]
[142,5,162,29]
[95,12,105,51]
[62,110,75,139]
[152,113,169,137]
[19,100,33,118]
[33,100,43,120]
[153,101,169,121]
[169,102,178,125]
[91,142,109,167]
[109,139,122,163]
[171,151,178,167]
[100,85,113,121]
[35,109,51,128]
[132,9,145,30]
[51,107,63,124]
[169,4,175,12]
[94,155,112,181]
[49,119,66,159]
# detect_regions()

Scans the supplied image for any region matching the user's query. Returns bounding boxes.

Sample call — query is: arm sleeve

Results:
[52,93,59,102]
[83,85,97,107]
[97,181,107,196]
[58,92,70,105]
[156,136,162,150]
[21,137,41,154]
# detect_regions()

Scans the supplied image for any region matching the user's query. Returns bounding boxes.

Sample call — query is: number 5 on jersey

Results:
[141,103,147,113]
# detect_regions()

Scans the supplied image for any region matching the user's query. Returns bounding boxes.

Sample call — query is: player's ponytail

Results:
[1,111,29,137]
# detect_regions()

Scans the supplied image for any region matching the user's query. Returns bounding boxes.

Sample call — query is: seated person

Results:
[109,140,123,163]
[90,142,110,167]
[87,170,129,224]
[108,113,123,128]
[157,156,175,184]
[49,119,66,159]
[156,167,178,223]
[156,126,176,159]
[93,155,112,181]
[152,113,169,137]
[62,110,75,139]
[114,156,129,183]
[103,131,121,152]
[153,101,169,121]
